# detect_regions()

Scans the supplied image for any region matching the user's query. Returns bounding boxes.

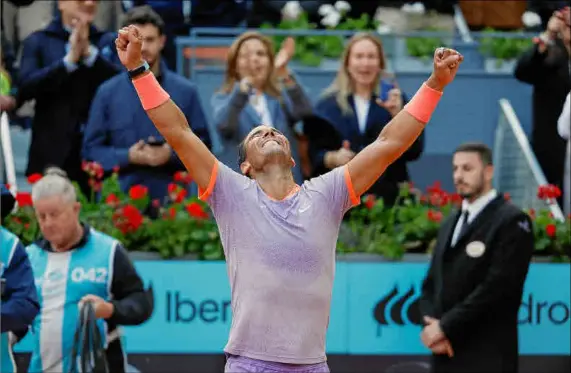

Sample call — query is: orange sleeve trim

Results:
[344,165,360,206]
[198,161,219,201]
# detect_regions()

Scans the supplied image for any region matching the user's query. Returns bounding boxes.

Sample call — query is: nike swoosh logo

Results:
[299,205,311,213]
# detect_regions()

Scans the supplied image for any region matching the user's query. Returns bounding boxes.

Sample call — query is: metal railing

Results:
[0,112,17,194]
[494,99,565,221]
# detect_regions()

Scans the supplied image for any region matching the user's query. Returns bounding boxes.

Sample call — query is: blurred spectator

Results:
[524,0,568,30]
[0,37,17,113]
[82,5,211,203]
[557,92,570,215]
[308,33,423,206]
[1,0,52,52]
[211,32,312,183]
[514,6,570,209]
[17,0,121,195]
[122,0,248,70]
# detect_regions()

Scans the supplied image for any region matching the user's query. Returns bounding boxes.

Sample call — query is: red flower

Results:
[427,209,443,222]
[129,185,148,200]
[27,173,43,184]
[449,193,462,206]
[174,171,192,185]
[105,193,120,207]
[82,161,104,180]
[88,179,102,192]
[545,223,557,238]
[503,192,511,201]
[168,183,187,203]
[15,192,33,207]
[427,181,443,195]
[537,184,561,200]
[113,204,143,234]
[152,199,160,208]
[364,194,376,210]
[163,207,177,220]
[185,202,208,219]
[113,165,120,174]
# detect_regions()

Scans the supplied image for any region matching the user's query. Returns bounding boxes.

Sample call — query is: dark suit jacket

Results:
[309,92,424,205]
[419,195,534,373]
[514,41,570,192]
[17,17,121,189]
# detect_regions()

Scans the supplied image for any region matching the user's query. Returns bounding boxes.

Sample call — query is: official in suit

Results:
[308,32,424,205]
[419,142,534,373]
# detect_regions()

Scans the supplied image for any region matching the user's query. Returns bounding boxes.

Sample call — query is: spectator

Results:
[514,6,570,209]
[122,0,248,70]
[419,143,534,373]
[25,168,153,373]
[17,0,121,195]
[82,5,211,203]
[1,184,40,373]
[557,91,570,215]
[308,32,423,206]
[0,38,17,112]
[211,32,312,183]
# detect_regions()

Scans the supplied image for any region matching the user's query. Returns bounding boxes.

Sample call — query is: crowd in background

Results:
[1,0,570,212]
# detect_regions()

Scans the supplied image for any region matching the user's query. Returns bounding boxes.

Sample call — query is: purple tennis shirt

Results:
[199,161,360,364]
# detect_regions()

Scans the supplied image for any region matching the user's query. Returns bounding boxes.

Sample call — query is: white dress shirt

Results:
[250,93,273,128]
[451,189,498,247]
[354,95,370,134]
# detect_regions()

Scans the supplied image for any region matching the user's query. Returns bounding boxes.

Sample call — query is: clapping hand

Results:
[274,37,295,78]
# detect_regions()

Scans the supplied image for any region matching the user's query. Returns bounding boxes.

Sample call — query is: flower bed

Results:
[5,162,570,262]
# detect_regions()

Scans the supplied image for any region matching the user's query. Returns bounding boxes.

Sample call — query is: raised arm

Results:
[115,25,215,190]
[347,48,463,197]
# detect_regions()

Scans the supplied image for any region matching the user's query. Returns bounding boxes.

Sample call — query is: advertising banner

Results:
[15,262,570,355]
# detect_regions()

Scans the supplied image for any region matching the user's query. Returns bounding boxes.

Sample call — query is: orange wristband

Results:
[132,72,170,111]
[404,82,443,124]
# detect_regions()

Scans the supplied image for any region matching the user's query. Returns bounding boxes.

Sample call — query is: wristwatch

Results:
[128,61,150,79]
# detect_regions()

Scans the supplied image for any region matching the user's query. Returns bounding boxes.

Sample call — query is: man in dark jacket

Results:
[419,143,534,373]
[1,184,40,373]
[82,5,211,202]
[514,7,570,208]
[17,0,121,194]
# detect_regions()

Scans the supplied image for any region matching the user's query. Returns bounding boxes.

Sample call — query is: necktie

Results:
[458,210,471,239]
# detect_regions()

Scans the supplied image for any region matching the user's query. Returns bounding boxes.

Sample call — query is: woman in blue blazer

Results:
[310,32,424,206]
[211,32,313,183]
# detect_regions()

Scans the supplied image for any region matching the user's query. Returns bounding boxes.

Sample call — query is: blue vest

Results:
[0,227,19,373]
[26,229,117,373]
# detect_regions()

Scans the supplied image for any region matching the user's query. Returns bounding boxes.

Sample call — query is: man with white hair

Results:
[25,168,153,373]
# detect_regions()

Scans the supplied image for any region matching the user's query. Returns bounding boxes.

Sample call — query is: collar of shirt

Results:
[461,189,498,223]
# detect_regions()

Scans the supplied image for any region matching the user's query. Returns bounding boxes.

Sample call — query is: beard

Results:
[457,174,485,200]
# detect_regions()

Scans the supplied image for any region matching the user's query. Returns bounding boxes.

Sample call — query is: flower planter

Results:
[484,58,517,74]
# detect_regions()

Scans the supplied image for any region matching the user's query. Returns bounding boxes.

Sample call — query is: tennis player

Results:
[116,25,463,373]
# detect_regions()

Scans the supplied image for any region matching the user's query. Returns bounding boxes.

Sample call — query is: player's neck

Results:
[255,165,297,200]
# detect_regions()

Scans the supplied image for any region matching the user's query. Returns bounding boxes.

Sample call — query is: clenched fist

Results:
[426,47,464,92]
[115,25,144,70]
